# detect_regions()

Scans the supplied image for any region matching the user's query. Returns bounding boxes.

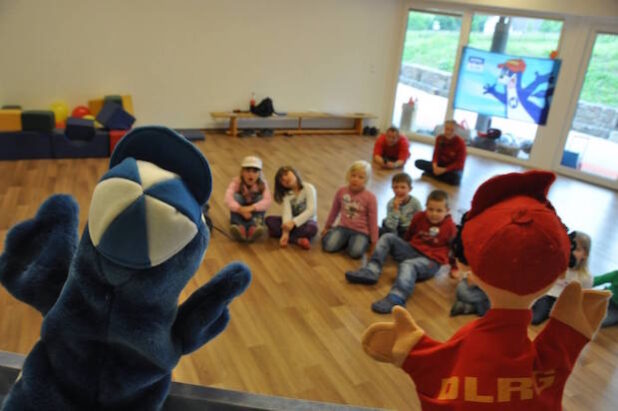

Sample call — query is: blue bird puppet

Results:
[0,126,251,410]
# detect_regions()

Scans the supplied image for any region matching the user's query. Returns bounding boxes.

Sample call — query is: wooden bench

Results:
[210,111,377,137]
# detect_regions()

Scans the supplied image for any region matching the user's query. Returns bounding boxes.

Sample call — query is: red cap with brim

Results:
[462,171,570,295]
[497,59,526,73]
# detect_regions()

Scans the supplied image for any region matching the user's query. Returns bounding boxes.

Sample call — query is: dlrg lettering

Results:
[437,371,556,403]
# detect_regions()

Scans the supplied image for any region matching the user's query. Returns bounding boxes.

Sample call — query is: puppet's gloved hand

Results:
[550,281,611,339]
[173,261,251,354]
[0,194,79,315]
[362,306,425,367]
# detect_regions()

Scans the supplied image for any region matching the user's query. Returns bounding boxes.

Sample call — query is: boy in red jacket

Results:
[346,190,456,314]
[415,120,466,186]
[362,171,610,410]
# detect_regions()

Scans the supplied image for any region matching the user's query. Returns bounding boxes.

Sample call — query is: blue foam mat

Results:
[52,129,110,158]
[0,131,53,160]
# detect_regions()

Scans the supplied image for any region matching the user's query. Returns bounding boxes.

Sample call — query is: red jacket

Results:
[404,212,456,265]
[373,134,410,162]
[402,309,588,410]
[433,135,466,172]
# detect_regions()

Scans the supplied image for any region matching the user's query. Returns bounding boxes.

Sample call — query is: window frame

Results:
[391,2,615,173]
[550,23,618,190]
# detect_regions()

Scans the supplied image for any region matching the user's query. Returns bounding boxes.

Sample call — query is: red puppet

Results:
[362,170,610,410]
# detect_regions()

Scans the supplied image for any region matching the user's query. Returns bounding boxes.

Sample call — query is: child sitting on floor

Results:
[346,190,456,313]
[449,212,490,317]
[224,156,272,242]
[322,160,378,259]
[450,261,490,317]
[380,172,422,238]
[265,166,318,250]
[531,231,593,325]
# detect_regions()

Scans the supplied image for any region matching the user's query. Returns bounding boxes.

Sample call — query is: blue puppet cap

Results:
[110,126,212,205]
[89,126,211,269]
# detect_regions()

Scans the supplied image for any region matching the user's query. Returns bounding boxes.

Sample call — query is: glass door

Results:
[558,32,618,186]
[392,10,462,136]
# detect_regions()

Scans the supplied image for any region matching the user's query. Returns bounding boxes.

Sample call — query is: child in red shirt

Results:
[373,126,410,169]
[415,120,466,186]
[346,190,456,313]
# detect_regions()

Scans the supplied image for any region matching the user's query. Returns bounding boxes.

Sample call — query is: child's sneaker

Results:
[246,226,255,242]
[371,294,405,314]
[247,224,266,242]
[450,301,475,317]
[296,237,311,250]
[475,300,490,317]
[229,225,246,242]
[345,267,378,285]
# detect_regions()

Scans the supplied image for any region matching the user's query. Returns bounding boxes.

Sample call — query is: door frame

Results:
[395,2,618,191]
[551,22,618,190]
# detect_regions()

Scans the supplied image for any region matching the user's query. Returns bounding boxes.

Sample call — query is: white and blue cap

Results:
[88,126,211,269]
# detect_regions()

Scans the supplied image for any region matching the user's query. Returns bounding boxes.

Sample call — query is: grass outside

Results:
[401,31,618,106]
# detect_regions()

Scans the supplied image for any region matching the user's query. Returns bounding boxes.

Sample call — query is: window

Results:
[560,33,618,180]
[392,10,462,135]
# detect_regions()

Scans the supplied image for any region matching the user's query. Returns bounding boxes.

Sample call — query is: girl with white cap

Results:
[224,155,272,242]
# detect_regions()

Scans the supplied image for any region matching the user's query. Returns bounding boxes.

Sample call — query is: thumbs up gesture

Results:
[361,306,425,367]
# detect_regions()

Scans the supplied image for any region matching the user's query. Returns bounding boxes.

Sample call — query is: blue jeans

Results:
[531,295,556,325]
[379,219,407,238]
[322,227,369,259]
[456,278,490,315]
[367,233,439,300]
[230,193,265,230]
[602,299,618,328]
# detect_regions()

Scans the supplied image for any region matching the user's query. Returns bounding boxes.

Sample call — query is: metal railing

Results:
[0,351,380,411]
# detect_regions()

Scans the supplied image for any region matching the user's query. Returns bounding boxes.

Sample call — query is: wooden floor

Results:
[1,133,617,410]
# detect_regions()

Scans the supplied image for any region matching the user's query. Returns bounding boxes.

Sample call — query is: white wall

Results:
[0,0,404,128]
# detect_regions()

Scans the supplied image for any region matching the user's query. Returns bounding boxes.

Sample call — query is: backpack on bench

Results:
[250,98,275,117]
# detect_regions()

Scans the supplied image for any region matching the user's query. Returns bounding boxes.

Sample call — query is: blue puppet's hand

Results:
[0,194,79,315]
[483,83,496,95]
[173,262,251,355]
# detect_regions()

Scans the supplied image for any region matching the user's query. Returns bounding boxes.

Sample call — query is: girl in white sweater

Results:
[265,166,318,250]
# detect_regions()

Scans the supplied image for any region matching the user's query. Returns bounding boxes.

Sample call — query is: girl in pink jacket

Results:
[224,156,272,242]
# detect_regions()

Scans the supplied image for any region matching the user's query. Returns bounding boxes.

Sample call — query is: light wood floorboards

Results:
[0,133,616,410]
